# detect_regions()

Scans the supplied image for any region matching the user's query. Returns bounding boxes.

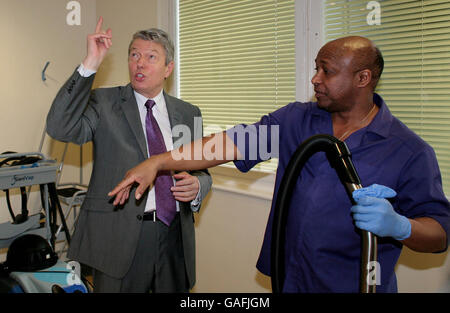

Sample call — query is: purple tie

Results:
[145,99,176,226]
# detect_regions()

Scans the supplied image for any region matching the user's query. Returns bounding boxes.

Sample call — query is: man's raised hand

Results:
[82,16,112,71]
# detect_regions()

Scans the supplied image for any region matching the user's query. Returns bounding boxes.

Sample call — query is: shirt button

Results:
[136,214,142,221]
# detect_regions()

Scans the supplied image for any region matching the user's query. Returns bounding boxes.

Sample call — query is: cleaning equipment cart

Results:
[271,134,377,293]
[0,152,71,251]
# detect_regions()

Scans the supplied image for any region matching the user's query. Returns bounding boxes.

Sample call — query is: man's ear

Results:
[165,61,175,80]
[355,69,372,88]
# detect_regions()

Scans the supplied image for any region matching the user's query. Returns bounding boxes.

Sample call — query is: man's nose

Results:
[311,72,321,85]
[136,57,145,68]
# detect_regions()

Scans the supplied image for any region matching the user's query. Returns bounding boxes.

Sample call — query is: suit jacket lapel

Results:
[164,91,182,141]
[120,84,148,159]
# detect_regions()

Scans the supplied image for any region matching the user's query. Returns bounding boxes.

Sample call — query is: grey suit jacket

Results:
[46,69,212,288]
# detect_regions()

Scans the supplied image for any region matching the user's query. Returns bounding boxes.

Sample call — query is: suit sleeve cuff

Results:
[78,63,97,77]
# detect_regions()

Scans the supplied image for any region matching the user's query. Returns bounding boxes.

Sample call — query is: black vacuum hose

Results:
[270,134,376,293]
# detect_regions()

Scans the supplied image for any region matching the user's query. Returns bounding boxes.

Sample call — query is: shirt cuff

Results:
[190,183,202,212]
[77,63,97,77]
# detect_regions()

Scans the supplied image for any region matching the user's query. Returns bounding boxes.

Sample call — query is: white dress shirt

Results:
[77,64,201,213]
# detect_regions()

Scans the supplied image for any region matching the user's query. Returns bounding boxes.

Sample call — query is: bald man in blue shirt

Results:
[109,36,449,292]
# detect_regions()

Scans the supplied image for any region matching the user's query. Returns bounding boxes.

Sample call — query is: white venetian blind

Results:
[324,0,450,195]
[178,0,296,172]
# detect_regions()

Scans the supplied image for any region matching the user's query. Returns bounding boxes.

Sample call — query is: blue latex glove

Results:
[351,184,411,241]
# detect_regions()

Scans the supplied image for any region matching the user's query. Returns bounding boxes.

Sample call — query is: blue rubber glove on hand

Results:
[351,184,411,241]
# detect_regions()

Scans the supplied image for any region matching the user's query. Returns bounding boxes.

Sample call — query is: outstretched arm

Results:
[108,131,240,205]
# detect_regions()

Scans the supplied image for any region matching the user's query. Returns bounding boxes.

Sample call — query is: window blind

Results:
[324,0,450,195]
[178,0,296,172]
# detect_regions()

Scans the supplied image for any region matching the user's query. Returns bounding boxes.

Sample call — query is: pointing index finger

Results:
[95,16,104,34]
[108,176,134,197]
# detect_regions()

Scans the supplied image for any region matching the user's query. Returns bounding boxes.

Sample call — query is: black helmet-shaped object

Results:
[5,234,58,272]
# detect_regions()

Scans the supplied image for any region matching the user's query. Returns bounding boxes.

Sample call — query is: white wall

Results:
[0,0,95,154]
[192,167,274,293]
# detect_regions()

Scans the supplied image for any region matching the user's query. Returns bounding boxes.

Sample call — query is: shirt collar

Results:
[133,89,165,111]
[341,93,394,150]
[310,92,393,139]
[365,93,393,139]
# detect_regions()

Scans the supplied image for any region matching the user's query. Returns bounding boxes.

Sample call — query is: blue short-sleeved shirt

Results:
[227,93,450,292]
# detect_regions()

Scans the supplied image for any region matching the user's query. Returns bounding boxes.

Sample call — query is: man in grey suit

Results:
[46,17,212,293]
